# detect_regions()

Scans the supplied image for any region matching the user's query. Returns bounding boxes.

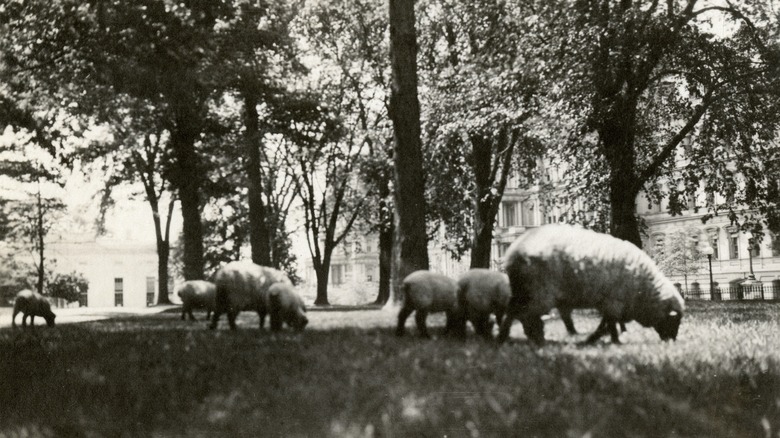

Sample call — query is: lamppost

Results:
[700,243,715,301]
[746,231,757,281]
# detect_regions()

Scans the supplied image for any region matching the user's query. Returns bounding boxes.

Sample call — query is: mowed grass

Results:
[1,301,779,437]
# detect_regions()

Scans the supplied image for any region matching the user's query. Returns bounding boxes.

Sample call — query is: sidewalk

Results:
[0,305,178,328]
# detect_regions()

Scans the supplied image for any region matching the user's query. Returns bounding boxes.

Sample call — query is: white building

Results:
[49,235,174,308]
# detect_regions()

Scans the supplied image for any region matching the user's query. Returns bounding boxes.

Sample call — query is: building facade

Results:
[49,236,174,308]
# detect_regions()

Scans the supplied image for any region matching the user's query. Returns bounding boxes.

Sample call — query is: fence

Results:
[681,282,780,301]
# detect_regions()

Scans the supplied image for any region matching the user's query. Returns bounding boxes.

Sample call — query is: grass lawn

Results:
[1,301,779,437]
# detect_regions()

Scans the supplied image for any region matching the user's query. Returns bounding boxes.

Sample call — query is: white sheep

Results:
[456,268,510,339]
[177,280,216,321]
[396,270,463,338]
[210,261,292,330]
[497,224,684,345]
[267,283,308,332]
[12,289,56,328]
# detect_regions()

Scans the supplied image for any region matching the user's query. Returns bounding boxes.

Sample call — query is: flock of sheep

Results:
[10,224,686,346]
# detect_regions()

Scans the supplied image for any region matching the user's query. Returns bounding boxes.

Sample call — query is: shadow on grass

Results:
[1,302,779,437]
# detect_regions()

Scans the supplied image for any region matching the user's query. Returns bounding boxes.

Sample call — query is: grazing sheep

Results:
[267,283,308,332]
[456,269,510,339]
[12,289,56,328]
[177,280,216,321]
[396,270,463,338]
[210,261,292,330]
[497,224,684,345]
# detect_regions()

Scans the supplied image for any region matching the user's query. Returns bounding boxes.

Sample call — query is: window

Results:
[652,234,666,259]
[712,236,720,260]
[331,265,344,285]
[750,239,761,258]
[146,277,156,306]
[114,278,124,307]
[521,201,535,227]
[497,242,511,259]
[686,193,696,211]
[729,235,739,260]
[501,202,518,227]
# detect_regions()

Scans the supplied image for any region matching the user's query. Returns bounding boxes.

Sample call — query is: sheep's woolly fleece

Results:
[504,224,684,321]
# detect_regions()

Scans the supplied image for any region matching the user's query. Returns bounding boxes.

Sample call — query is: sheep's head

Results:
[654,310,682,341]
[291,311,308,331]
[44,313,56,327]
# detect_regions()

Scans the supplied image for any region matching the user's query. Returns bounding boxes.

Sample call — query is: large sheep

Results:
[396,270,463,338]
[12,289,56,328]
[177,280,216,321]
[210,261,292,330]
[267,283,308,332]
[497,224,684,345]
[456,269,510,339]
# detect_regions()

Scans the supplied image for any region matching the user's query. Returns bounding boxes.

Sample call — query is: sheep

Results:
[396,270,463,338]
[210,261,292,330]
[177,280,216,321]
[456,268,510,339]
[267,283,308,332]
[12,289,56,328]
[497,224,684,346]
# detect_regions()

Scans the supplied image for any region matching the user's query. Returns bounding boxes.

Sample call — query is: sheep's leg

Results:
[269,307,282,332]
[494,310,504,327]
[584,319,612,344]
[187,308,196,321]
[521,315,545,346]
[206,310,212,320]
[473,315,493,340]
[559,307,577,335]
[209,309,221,330]
[445,311,466,339]
[619,322,627,333]
[22,313,28,327]
[30,315,35,327]
[181,307,187,321]
[259,308,267,330]
[227,310,238,330]
[414,310,430,338]
[11,308,19,328]
[497,313,516,343]
[395,306,413,337]
[608,321,621,344]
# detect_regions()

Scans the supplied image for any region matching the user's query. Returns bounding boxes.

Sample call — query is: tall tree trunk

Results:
[601,110,643,248]
[313,253,331,306]
[171,118,204,281]
[36,183,45,295]
[375,204,394,305]
[389,0,428,297]
[469,134,494,268]
[153,198,176,305]
[243,92,272,267]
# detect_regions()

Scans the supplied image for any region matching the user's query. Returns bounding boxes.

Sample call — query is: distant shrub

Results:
[48,272,88,303]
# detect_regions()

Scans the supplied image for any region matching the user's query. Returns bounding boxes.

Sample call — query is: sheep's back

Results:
[403,271,458,312]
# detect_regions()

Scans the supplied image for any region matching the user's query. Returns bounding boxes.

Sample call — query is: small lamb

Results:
[396,270,463,338]
[498,224,684,345]
[456,268,510,339]
[177,280,216,321]
[267,283,308,332]
[12,289,56,328]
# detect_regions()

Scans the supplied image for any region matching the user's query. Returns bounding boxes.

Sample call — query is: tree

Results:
[48,271,88,303]
[388,0,429,298]
[540,0,780,246]
[652,228,703,295]
[212,0,302,268]
[300,0,394,304]
[418,0,544,268]
[97,122,178,305]
[276,91,367,305]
